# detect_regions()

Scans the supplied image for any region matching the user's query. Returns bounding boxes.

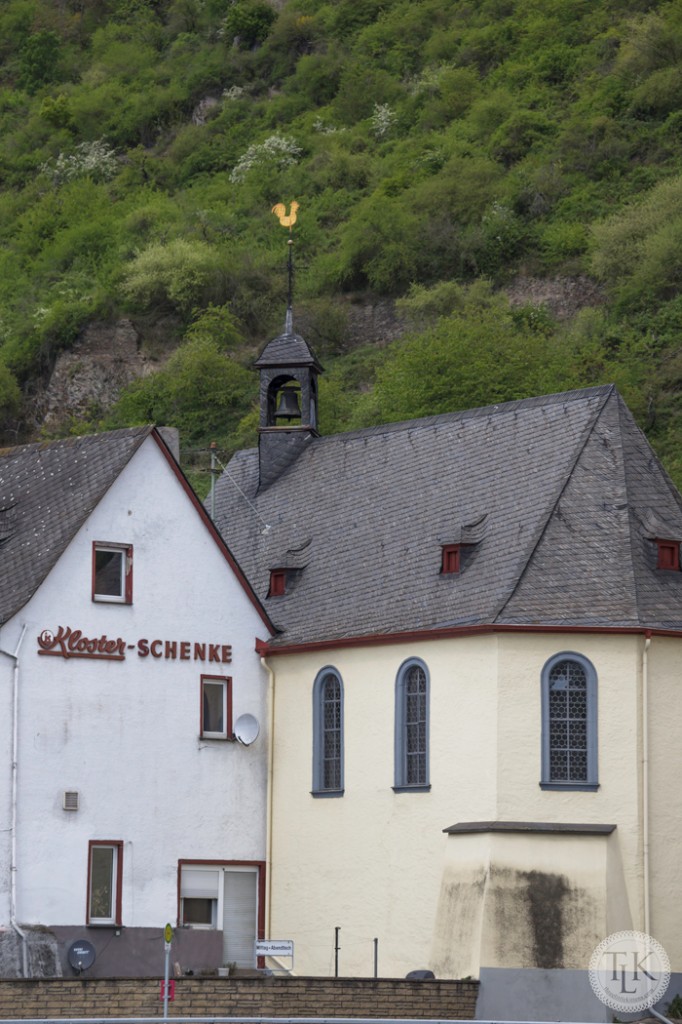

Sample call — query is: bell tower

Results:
[256,208,323,491]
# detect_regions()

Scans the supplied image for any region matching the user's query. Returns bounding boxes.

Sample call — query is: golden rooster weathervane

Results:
[272,200,299,232]
[272,202,300,320]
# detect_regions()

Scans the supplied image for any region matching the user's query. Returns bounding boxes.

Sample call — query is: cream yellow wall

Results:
[646,637,682,970]
[431,830,626,977]
[496,634,642,928]
[268,636,498,978]
[267,631,678,978]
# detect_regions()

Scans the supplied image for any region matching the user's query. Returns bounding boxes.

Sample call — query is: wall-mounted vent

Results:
[63,790,79,811]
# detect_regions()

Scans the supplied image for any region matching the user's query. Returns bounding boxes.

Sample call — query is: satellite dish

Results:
[234,713,260,746]
[68,939,96,973]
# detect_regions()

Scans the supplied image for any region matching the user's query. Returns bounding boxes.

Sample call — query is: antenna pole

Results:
[210,441,217,521]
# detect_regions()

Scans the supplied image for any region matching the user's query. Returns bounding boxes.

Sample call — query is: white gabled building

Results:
[0,426,273,978]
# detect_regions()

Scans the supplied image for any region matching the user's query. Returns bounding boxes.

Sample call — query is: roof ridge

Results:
[309,384,616,447]
[616,394,647,626]
[0,424,153,460]
[493,384,616,622]
[616,392,682,625]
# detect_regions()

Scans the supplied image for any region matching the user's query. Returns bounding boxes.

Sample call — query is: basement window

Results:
[440,544,460,575]
[656,539,680,571]
[268,569,287,597]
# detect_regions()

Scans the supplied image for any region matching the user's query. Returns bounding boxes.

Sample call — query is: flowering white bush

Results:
[41,139,118,184]
[222,85,245,100]
[370,103,397,139]
[313,117,344,135]
[229,133,302,183]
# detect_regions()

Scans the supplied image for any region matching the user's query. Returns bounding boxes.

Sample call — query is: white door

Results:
[222,868,258,967]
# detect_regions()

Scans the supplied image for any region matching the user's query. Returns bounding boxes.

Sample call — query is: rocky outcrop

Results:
[505,275,604,320]
[39,319,158,434]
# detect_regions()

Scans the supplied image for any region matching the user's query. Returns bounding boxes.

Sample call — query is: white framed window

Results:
[541,652,598,790]
[92,542,133,604]
[394,658,430,791]
[87,841,123,925]
[179,862,262,968]
[201,675,232,739]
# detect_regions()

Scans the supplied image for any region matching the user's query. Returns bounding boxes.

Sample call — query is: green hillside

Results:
[2,0,682,489]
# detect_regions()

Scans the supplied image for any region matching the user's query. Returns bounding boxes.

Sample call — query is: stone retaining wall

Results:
[0,975,479,1020]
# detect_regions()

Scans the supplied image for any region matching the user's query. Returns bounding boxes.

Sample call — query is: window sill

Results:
[311,789,344,799]
[87,922,123,929]
[392,784,431,793]
[539,782,599,792]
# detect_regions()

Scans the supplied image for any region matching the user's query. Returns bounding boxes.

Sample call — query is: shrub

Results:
[323,192,423,294]
[106,336,253,444]
[41,140,119,185]
[370,103,397,139]
[367,300,571,424]
[0,360,21,427]
[121,239,226,314]
[18,30,61,93]
[229,133,302,183]
[591,175,682,307]
[221,0,276,48]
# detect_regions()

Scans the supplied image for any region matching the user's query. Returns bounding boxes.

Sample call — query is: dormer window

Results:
[656,539,680,571]
[441,544,460,575]
[269,569,287,597]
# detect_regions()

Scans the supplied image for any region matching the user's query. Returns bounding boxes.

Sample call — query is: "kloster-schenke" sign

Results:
[37,626,232,663]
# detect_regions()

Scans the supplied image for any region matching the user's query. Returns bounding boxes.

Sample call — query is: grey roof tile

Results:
[211,384,682,647]
[0,427,153,623]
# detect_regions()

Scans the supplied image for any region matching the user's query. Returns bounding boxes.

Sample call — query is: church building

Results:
[212,309,682,1021]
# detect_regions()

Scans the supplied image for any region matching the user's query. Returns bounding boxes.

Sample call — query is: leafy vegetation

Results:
[1,0,682,492]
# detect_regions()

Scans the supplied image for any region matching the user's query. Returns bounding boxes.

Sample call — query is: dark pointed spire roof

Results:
[254,307,323,370]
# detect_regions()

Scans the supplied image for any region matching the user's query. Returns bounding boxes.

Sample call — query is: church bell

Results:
[274,387,301,422]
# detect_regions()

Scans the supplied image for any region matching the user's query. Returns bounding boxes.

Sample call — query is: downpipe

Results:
[642,631,651,935]
[1,624,28,977]
[261,655,276,942]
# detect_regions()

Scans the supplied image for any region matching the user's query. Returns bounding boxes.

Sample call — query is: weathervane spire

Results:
[272,201,299,334]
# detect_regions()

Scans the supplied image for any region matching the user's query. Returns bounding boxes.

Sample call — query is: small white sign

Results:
[255,939,294,958]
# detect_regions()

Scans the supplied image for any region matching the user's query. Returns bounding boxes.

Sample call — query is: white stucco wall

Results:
[267,631,677,978]
[0,436,269,930]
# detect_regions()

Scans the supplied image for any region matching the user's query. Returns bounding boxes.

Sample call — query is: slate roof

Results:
[0,427,154,624]
[211,384,682,647]
[254,308,323,369]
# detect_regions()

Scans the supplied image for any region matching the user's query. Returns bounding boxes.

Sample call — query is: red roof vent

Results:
[656,540,680,571]
[269,569,287,596]
[441,544,461,575]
